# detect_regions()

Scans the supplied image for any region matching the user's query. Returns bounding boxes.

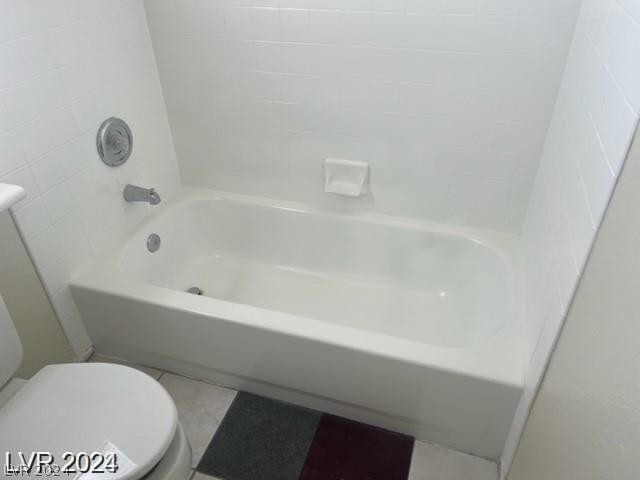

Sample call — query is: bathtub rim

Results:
[140,187,521,256]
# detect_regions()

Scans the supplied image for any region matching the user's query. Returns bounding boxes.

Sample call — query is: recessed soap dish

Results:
[324,158,369,197]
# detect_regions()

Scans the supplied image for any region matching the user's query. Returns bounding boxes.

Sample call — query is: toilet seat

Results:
[0,362,177,479]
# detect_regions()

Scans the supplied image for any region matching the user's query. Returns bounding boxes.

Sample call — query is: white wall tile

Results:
[577,117,616,224]
[600,2,640,113]
[0,0,180,358]
[24,226,65,270]
[503,0,640,476]
[404,0,478,15]
[12,197,52,241]
[342,0,405,12]
[478,0,583,18]
[147,0,580,232]
[29,146,70,193]
[0,130,27,176]
[41,184,75,223]
[619,0,640,23]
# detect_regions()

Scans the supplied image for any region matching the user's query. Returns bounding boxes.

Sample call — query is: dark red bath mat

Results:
[299,414,414,480]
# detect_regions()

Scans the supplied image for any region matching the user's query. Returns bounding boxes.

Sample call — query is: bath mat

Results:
[197,392,321,480]
[298,414,414,480]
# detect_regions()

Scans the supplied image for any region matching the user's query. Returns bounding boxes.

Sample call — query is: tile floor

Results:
[90,355,498,480]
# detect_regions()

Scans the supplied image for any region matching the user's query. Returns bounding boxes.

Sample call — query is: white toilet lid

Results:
[0,363,177,479]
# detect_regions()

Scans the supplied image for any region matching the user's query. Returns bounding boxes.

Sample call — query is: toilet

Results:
[0,295,192,479]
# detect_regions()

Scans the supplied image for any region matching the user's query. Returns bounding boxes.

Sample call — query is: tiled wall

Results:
[146,0,581,232]
[503,0,640,474]
[0,0,180,358]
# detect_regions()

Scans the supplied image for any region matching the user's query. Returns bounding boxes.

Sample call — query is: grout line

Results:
[149,2,579,21]
[150,32,569,59]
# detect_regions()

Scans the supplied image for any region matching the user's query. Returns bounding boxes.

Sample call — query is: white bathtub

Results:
[71,188,523,459]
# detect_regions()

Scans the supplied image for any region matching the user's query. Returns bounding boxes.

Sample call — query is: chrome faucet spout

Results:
[147,189,161,205]
[123,184,161,205]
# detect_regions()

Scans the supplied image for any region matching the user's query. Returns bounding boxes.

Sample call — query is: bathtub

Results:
[71,188,523,459]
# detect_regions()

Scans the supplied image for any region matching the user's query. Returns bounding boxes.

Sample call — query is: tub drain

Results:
[147,233,161,252]
[187,287,203,295]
